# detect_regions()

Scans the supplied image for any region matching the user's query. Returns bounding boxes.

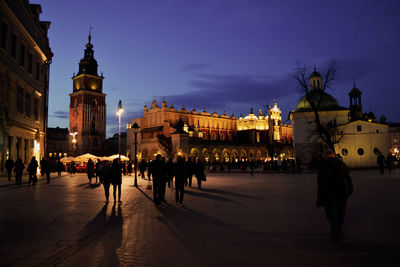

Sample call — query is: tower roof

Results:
[349,84,362,97]
[308,68,322,79]
[77,31,98,76]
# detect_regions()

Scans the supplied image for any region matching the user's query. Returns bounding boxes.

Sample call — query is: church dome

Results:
[308,68,322,79]
[295,90,340,111]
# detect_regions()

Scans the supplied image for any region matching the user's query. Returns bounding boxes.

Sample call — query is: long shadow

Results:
[202,188,259,200]
[184,190,240,204]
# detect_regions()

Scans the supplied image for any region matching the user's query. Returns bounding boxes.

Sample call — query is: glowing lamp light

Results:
[34,140,40,152]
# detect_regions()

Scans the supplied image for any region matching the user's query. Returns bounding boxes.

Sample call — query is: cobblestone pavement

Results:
[0,170,399,266]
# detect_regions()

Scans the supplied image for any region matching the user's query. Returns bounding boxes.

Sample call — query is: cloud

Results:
[50,110,69,119]
[182,63,213,72]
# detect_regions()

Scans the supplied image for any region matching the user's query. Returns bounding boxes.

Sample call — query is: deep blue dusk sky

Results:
[34,0,400,136]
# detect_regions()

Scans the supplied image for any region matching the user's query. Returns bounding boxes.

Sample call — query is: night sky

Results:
[34,0,400,137]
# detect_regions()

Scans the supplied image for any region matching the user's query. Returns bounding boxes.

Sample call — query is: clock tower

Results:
[69,32,106,156]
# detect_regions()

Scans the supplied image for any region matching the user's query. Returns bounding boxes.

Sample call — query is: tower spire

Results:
[88,26,92,44]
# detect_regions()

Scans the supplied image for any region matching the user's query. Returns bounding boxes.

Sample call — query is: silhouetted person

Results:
[317,149,353,242]
[386,154,394,174]
[110,158,122,204]
[28,157,38,185]
[139,159,147,178]
[56,159,63,176]
[99,161,111,203]
[95,159,101,182]
[40,157,45,176]
[87,158,95,184]
[150,154,165,205]
[186,158,193,187]
[159,157,168,203]
[174,156,186,206]
[5,158,14,181]
[70,161,76,176]
[14,158,24,185]
[377,153,385,174]
[127,160,132,176]
[166,158,175,187]
[194,159,205,189]
[42,158,52,183]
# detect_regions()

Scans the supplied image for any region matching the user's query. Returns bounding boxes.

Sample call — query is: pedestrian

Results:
[127,160,132,176]
[28,156,38,185]
[377,153,385,174]
[317,149,353,242]
[56,159,63,176]
[95,159,101,182]
[42,158,52,183]
[87,158,95,184]
[99,161,112,203]
[70,161,76,176]
[139,159,147,178]
[159,157,168,203]
[14,158,24,185]
[40,157,45,177]
[186,157,193,187]
[5,158,14,181]
[194,158,205,189]
[386,153,394,174]
[174,156,186,206]
[166,158,174,187]
[149,154,165,205]
[110,158,123,204]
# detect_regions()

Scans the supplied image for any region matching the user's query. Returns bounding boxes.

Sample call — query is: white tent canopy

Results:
[60,157,74,163]
[72,153,99,162]
[102,154,130,161]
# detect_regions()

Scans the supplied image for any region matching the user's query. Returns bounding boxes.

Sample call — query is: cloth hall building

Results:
[127,99,292,162]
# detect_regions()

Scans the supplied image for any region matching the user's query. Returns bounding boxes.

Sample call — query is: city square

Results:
[0,170,399,266]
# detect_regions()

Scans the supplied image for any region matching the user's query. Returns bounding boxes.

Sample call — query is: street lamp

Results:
[132,122,140,187]
[70,132,78,155]
[116,100,124,159]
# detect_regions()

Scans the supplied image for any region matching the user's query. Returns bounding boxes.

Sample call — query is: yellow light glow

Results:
[34,140,40,152]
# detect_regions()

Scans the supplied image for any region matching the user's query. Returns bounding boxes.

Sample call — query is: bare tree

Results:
[291,61,342,152]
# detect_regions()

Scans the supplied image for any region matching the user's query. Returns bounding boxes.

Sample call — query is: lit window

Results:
[357,148,364,156]
[341,148,348,156]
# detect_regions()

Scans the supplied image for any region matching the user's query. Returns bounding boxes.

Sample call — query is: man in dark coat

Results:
[150,154,165,205]
[87,159,95,184]
[99,161,112,203]
[110,158,122,204]
[5,158,14,181]
[14,158,25,185]
[28,156,38,185]
[377,153,385,174]
[174,156,186,206]
[42,158,52,183]
[317,149,353,242]
[194,158,205,189]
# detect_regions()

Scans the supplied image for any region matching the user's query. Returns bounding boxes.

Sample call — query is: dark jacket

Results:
[14,160,25,175]
[316,158,353,207]
[110,162,122,185]
[5,159,14,171]
[28,159,38,174]
[150,159,165,180]
[174,159,187,184]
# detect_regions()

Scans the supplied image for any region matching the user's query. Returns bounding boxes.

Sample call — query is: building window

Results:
[357,125,362,132]
[25,92,31,117]
[341,148,348,156]
[1,21,8,50]
[20,44,26,66]
[11,34,17,59]
[17,87,24,114]
[27,52,33,73]
[34,98,39,121]
[357,148,364,156]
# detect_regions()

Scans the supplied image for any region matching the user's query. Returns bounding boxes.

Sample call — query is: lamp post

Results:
[116,100,124,160]
[132,122,140,187]
[70,132,78,156]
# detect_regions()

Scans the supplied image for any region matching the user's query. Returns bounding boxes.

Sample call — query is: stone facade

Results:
[0,0,52,174]
[127,99,292,162]
[47,127,70,158]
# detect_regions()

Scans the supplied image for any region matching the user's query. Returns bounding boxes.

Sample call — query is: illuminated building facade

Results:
[69,33,106,156]
[0,0,52,174]
[127,99,292,162]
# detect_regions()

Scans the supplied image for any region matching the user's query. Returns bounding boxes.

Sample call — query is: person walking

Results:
[14,158,25,185]
[186,158,193,187]
[95,159,101,183]
[56,159,63,176]
[5,158,14,181]
[70,161,76,176]
[139,159,147,178]
[150,154,165,205]
[317,149,353,242]
[127,160,132,176]
[386,153,394,174]
[377,153,385,174]
[42,158,52,183]
[87,158,95,184]
[159,157,168,203]
[110,158,122,204]
[27,157,38,185]
[174,156,186,206]
[194,158,205,189]
[99,161,112,203]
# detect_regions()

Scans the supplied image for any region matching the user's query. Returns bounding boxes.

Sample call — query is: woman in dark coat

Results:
[110,158,122,204]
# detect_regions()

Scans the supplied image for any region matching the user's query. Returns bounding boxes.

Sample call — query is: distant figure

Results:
[386,154,394,174]
[139,160,147,178]
[317,149,353,242]
[194,158,205,189]
[42,158,52,183]
[14,158,25,185]
[95,159,101,182]
[56,159,63,176]
[159,157,168,203]
[166,158,175,187]
[99,161,111,203]
[87,159,95,184]
[174,156,186,206]
[186,158,193,187]
[150,154,165,205]
[70,161,76,176]
[5,158,14,181]
[127,160,132,176]
[40,157,45,177]
[28,157,38,185]
[377,153,385,174]
[110,158,122,204]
